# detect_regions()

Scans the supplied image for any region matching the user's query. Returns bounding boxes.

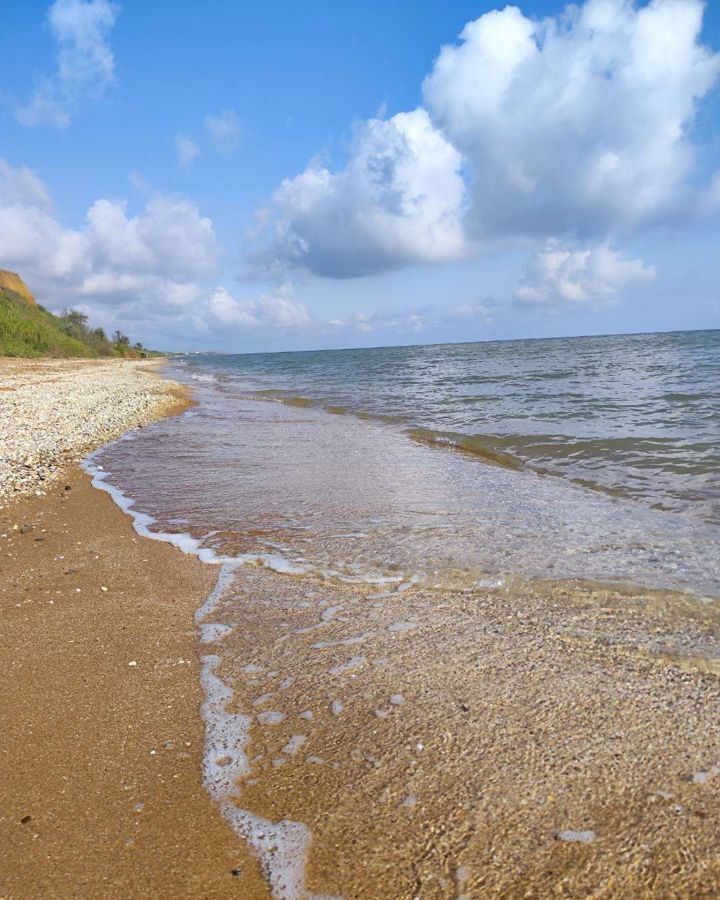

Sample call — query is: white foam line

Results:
[202,655,311,899]
[81,448,320,900]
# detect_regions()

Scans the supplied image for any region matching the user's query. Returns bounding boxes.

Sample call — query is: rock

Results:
[19,524,33,534]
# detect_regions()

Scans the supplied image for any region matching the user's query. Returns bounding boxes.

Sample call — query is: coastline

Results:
[3,357,720,897]
[0,360,269,898]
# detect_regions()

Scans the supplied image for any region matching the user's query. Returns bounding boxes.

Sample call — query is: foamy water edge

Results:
[82,442,330,900]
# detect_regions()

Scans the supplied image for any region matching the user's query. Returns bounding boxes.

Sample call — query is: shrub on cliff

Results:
[0,288,149,358]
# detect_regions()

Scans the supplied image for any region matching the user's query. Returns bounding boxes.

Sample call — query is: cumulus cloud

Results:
[0,157,217,324]
[176,134,201,168]
[514,241,656,305]
[204,110,241,154]
[258,108,467,278]
[208,284,309,329]
[255,0,719,285]
[17,0,120,127]
[326,308,429,334]
[423,0,720,238]
[447,298,498,321]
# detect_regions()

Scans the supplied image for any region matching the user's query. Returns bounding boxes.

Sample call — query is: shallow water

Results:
[87,332,720,898]
[99,350,719,597]
[181,330,720,525]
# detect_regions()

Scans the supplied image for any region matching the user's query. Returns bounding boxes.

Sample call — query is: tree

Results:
[63,308,88,328]
[61,308,89,339]
[113,330,130,346]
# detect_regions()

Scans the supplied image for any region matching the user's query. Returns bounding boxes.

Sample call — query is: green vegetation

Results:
[0,287,151,359]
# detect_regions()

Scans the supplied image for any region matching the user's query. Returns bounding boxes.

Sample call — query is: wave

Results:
[245,389,405,424]
[190,372,218,384]
[407,428,525,471]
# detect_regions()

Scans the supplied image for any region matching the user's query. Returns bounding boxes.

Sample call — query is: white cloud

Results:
[260,108,466,277]
[204,110,241,154]
[255,0,719,285]
[208,284,309,329]
[17,0,120,127]
[176,133,201,168]
[423,0,720,238]
[0,157,217,325]
[325,308,429,334]
[447,299,497,321]
[514,241,656,305]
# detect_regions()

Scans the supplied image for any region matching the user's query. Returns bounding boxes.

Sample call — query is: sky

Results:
[1,0,719,352]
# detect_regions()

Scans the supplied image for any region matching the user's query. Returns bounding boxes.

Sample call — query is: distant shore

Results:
[0,359,269,898]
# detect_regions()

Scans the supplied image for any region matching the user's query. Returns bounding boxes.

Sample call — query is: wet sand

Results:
[0,358,269,897]
[0,468,269,898]
[199,566,720,898]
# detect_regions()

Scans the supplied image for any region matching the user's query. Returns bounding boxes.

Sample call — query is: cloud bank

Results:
[0,157,216,324]
[17,0,120,127]
[257,0,720,287]
[0,158,314,341]
[209,284,309,329]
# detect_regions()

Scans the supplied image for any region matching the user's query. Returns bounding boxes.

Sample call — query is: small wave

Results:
[190,372,218,384]
[407,428,525,471]
[246,390,405,424]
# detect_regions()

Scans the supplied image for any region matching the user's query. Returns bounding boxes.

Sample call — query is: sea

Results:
[83,329,720,896]
[96,329,718,597]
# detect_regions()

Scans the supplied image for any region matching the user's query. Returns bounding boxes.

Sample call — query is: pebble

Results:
[557,830,596,843]
[0,360,181,506]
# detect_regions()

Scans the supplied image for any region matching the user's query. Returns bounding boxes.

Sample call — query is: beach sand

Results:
[0,471,269,898]
[201,566,720,898]
[0,360,268,898]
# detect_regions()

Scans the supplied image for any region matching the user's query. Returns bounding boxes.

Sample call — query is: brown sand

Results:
[0,469,269,899]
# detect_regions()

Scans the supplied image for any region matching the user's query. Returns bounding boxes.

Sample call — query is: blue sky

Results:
[1,0,719,351]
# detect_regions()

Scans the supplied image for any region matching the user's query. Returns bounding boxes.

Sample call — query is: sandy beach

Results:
[0,361,268,898]
[3,359,720,898]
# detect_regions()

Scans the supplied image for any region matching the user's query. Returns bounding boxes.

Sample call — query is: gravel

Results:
[0,358,185,505]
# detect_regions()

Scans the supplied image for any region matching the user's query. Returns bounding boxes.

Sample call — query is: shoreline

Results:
[3,358,720,896]
[0,360,269,898]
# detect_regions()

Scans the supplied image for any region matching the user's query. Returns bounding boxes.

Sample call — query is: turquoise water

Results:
[183,330,720,525]
[96,330,720,597]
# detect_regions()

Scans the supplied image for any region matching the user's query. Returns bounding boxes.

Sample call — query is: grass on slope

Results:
[0,288,147,359]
